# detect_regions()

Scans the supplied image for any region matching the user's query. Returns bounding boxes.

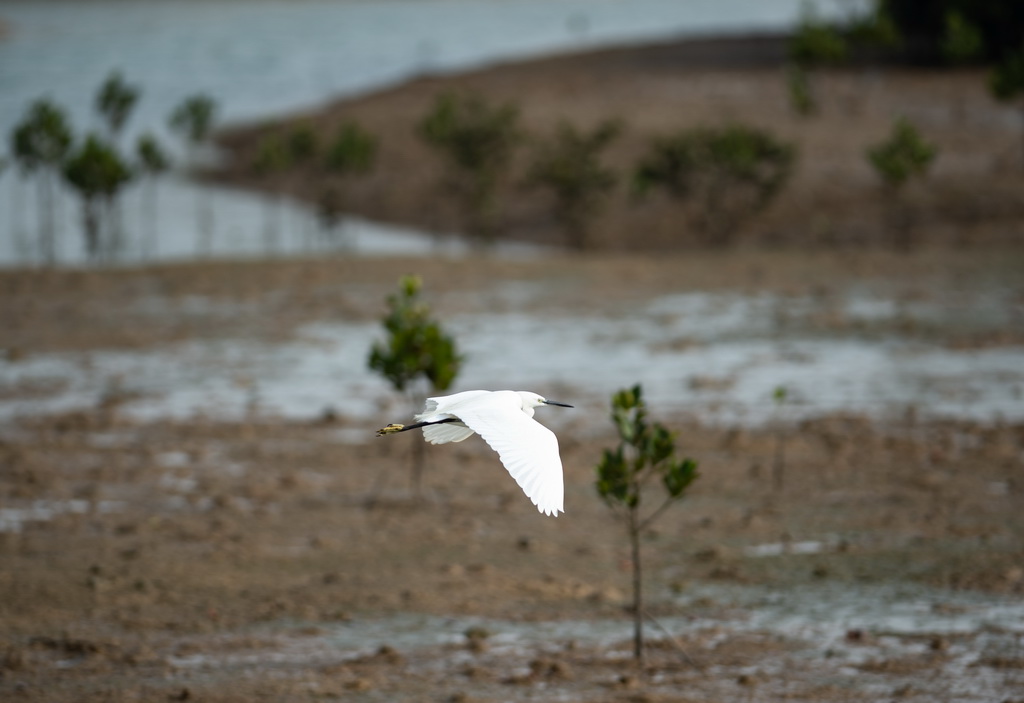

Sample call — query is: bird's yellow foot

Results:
[376,423,405,436]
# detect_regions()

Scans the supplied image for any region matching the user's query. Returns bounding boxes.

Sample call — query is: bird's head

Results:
[517,391,573,414]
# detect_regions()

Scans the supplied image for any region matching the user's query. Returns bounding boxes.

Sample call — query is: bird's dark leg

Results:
[376,417,459,437]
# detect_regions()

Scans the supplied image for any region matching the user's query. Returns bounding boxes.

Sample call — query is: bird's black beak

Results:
[543,400,573,408]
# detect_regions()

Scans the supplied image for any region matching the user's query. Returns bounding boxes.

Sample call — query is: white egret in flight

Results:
[376,390,572,516]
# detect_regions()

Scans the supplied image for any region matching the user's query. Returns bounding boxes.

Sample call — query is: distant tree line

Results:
[5,73,218,265]
[239,0,1023,255]
[5,0,1020,263]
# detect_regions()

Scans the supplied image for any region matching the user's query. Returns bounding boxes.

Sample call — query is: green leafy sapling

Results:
[169,94,218,253]
[941,11,983,65]
[135,133,171,259]
[990,44,1024,171]
[369,275,464,495]
[93,72,140,258]
[325,121,378,177]
[250,135,291,253]
[63,135,132,260]
[169,94,217,155]
[596,385,699,663]
[288,123,319,165]
[786,2,848,115]
[417,91,523,246]
[320,121,378,247]
[866,117,937,249]
[10,99,74,264]
[634,125,795,247]
[525,118,621,250]
[867,118,937,188]
[96,71,140,141]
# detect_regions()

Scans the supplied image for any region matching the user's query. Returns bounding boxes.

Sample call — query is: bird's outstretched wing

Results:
[416,391,487,444]
[452,393,564,516]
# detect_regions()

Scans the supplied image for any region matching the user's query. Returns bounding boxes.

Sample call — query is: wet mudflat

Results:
[1,250,1022,702]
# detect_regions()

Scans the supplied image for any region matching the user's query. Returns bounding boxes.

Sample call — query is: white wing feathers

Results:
[415,390,490,423]
[445,393,564,517]
[416,390,488,446]
[421,422,475,444]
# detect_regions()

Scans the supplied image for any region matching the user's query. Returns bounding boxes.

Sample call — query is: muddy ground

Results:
[3,27,1024,703]
[1,248,1023,702]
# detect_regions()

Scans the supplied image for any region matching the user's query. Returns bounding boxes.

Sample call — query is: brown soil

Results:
[212,33,1024,251]
[2,248,1023,701]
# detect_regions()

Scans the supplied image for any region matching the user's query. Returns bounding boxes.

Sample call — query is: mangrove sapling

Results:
[10,99,73,265]
[287,124,320,250]
[94,72,140,258]
[941,11,983,66]
[96,71,140,142]
[866,117,937,250]
[250,135,291,255]
[135,134,171,259]
[595,384,699,663]
[63,135,132,261]
[169,94,218,255]
[634,124,795,247]
[990,44,1024,172]
[321,121,378,249]
[785,4,848,116]
[525,118,621,250]
[368,275,464,498]
[418,91,523,247]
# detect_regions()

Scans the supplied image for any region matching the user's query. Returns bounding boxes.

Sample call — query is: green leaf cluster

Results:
[63,135,132,198]
[169,94,217,146]
[11,99,73,173]
[786,64,816,116]
[251,135,291,177]
[634,125,795,244]
[635,125,794,201]
[288,124,319,163]
[417,91,523,241]
[136,133,170,175]
[96,71,140,138]
[10,99,75,263]
[418,91,521,177]
[990,45,1024,102]
[63,134,133,258]
[595,385,698,510]
[325,121,378,176]
[942,11,984,65]
[368,275,463,394]
[788,4,849,68]
[866,117,937,188]
[844,6,901,51]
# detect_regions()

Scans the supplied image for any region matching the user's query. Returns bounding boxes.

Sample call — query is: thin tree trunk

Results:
[630,506,644,663]
[262,197,280,256]
[82,197,101,261]
[197,188,213,256]
[143,178,159,260]
[12,177,31,263]
[38,172,56,266]
[103,195,120,262]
